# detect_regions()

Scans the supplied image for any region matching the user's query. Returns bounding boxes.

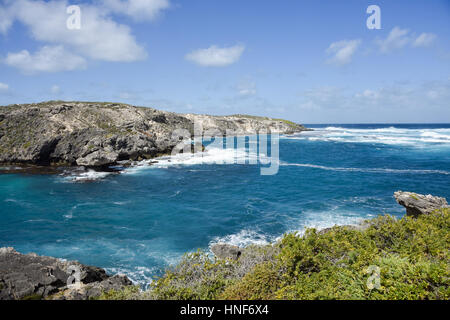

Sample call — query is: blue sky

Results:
[0,0,449,123]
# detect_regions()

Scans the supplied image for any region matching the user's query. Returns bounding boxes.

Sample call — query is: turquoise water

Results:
[1,124,449,285]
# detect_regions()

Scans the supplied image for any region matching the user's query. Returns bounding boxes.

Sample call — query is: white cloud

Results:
[11,0,147,62]
[0,6,14,34]
[297,82,450,122]
[185,44,245,67]
[0,82,9,92]
[413,33,437,47]
[298,82,450,113]
[237,80,256,97]
[51,85,61,94]
[326,40,361,65]
[102,0,170,21]
[377,27,411,53]
[354,89,379,99]
[1,0,158,73]
[376,27,437,53]
[5,45,87,74]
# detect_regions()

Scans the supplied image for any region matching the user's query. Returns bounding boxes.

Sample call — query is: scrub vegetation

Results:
[99,208,449,300]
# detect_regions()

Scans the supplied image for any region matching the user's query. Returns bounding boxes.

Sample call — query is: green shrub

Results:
[97,286,144,300]
[150,250,236,300]
[102,208,449,300]
[220,261,282,300]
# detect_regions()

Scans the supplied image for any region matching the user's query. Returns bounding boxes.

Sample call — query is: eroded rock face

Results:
[394,191,448,217]
[0,101,308,167]
[0,247,132,300]
[211,244,243,260]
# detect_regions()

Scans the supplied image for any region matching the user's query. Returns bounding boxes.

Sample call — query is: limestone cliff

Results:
[0,101,307,167]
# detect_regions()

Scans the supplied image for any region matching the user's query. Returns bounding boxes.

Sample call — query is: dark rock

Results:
[50,274,132,300]
[394,191,448,217]
[211,244,243,260]
[0,247,132,300]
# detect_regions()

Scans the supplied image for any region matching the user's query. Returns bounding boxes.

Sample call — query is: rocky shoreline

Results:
[0,247,131,300]
[0,101,308,169]
[1,191,447,300]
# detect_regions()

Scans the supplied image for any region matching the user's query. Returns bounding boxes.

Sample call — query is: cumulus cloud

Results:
[0,6,14,34]
[102,0,170,21]
[377,27,437,53]
[13,0,147,61]
[0,82,9,92]
[5,45,87,74]
[298,81,450,114]
[185,44,245,67]
[1,0,166,73]
[326,39,361,65]
[377,27,411,53]
[51,85,61,94]
[413,33,437,47]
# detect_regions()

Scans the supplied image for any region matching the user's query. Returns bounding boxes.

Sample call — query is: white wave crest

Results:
[105,266,156,288]
[209,229,271,248]
[290,210,371,237]
[123,147,273,175]
[61,170,114,182]
[283,127,450,147]
[280,162,450,175]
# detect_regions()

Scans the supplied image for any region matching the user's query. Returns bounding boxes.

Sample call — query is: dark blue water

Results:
[1,124,449,285]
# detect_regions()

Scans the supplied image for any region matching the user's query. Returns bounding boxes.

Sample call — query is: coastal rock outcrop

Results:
[211,244,243,260]
[0,247,132,300]
[394,191,448,217]
[0,101,308,167]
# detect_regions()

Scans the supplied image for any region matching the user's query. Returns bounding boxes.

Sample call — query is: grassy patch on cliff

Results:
[229,114,301,128]
[99,208,449,300]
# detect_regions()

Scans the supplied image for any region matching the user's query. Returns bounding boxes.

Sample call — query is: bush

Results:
[101,208,449,300]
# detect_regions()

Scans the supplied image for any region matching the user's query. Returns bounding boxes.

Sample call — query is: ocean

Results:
[1,123,449,286]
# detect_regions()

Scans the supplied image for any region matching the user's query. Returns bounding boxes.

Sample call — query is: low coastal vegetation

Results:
[99,207,449,300]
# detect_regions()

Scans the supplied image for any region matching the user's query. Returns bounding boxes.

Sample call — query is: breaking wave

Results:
[280,162,450,175]
[283,127,450,146]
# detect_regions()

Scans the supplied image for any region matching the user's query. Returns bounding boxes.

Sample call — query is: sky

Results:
[0,0,449,123]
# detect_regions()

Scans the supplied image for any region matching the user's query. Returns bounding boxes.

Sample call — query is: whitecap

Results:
[209,229,272,248]
[122,147,272,175]
[288,210,371,237]
[280,162,450,175]
[60,170,114,183]
[283,127,450,147]
[105,266,156,288]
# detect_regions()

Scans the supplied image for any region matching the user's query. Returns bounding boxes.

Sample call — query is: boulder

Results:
[394,191,448,217]
[76,150,119,167]
[211,244,243,260]
[49,274,132,300]
[0,247,132,300]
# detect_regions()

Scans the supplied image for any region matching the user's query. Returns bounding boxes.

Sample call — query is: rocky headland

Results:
[0,101,308,168]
